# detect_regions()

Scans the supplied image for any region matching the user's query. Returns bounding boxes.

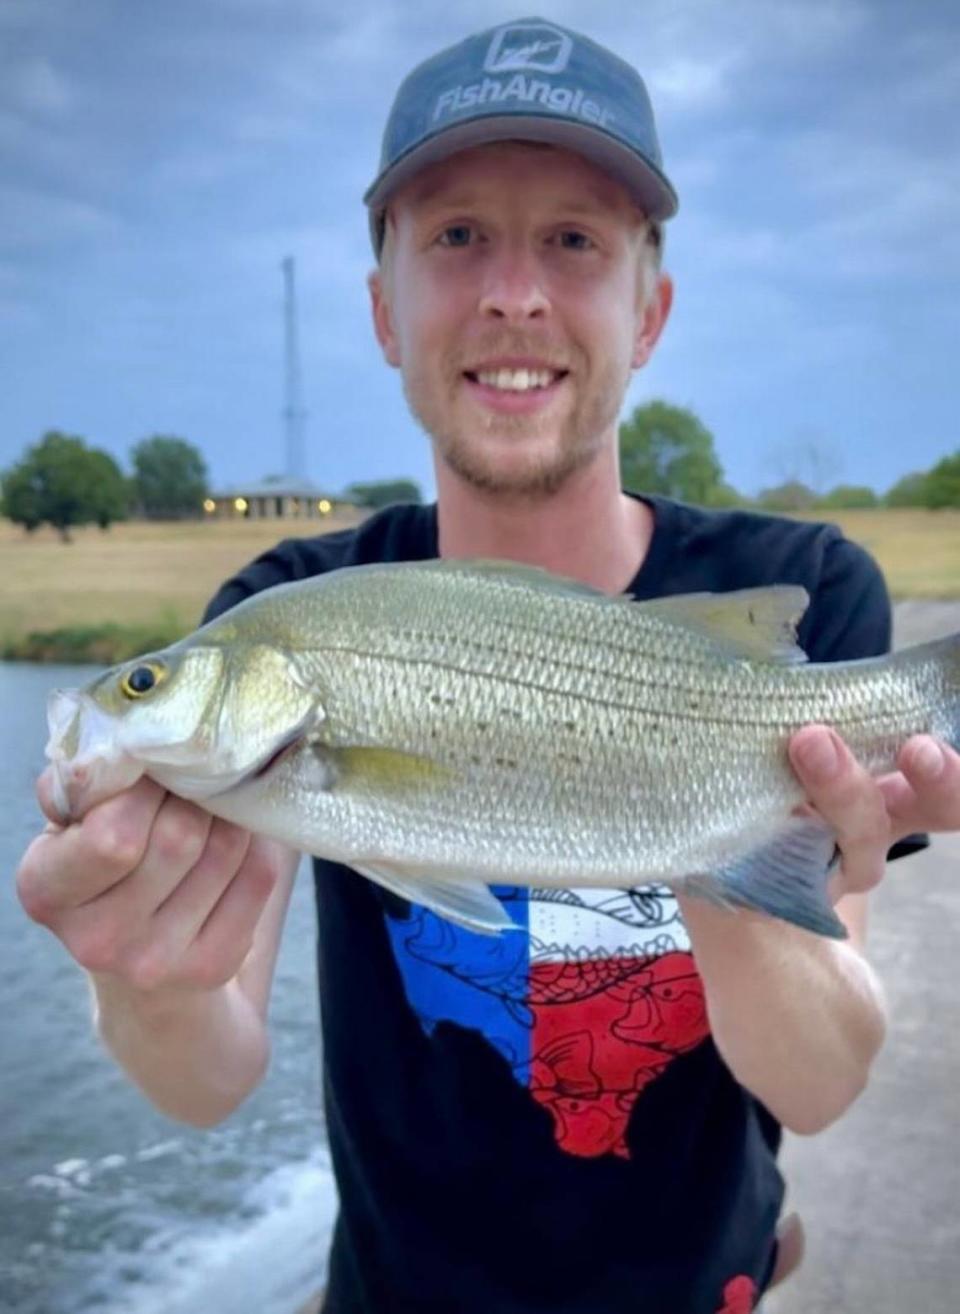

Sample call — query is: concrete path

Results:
[766,600,960,1313]
[767,831,960,1313]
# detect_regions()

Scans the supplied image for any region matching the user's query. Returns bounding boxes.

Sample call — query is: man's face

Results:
[369,142,670,500]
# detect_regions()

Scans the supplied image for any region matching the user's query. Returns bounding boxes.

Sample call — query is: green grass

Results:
[2,614,188,664]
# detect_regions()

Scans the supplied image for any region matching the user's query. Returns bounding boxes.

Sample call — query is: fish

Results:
[44,559,960,940]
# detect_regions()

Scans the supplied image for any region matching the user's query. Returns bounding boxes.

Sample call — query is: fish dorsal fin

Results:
[640,586,810,664]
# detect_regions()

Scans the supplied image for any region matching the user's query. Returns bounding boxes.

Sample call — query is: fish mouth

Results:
[45,689,144,823]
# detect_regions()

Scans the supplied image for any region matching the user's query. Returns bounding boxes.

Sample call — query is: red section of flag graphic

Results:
[528,950,708,1158]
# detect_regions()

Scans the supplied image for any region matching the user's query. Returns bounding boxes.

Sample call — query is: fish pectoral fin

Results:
[350,860,519,936]
[641,586,810,664]
[693,817,846,939]
[331,745,454,794]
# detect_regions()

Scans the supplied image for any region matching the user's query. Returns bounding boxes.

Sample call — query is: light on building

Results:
[318,499,331,514]
[234,497,248,513]
[203,498,216,514]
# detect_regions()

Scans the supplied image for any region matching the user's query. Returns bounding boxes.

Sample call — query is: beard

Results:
[402,340,631,502]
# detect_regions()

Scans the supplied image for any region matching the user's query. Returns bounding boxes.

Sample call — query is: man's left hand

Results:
[789,728,960,901]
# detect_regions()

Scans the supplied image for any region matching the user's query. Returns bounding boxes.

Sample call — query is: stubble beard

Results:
[403,355,629,502]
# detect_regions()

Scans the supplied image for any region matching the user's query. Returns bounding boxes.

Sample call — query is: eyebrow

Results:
[410,186,630,220]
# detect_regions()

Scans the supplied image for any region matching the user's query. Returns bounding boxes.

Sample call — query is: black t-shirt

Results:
[205,495,912,1314]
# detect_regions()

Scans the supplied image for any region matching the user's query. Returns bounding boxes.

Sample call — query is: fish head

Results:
[45,635,320,821]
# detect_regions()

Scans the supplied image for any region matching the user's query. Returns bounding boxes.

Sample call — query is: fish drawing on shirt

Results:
[384,884,710,1158]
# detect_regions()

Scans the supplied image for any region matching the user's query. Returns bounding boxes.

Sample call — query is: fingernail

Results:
[909,738,944,780]
[796,733,839,778]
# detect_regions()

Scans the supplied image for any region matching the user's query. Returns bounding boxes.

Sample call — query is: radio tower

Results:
[281,255,307,480]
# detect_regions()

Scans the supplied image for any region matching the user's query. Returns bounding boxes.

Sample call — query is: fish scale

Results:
[46,559,960,938]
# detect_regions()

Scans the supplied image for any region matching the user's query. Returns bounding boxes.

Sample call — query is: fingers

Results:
[883,737,960,834]
[788,726,891,896]
[17,777,277,996]
[140,820,253,977]
[182,840,282,990]
[18,777,168,918]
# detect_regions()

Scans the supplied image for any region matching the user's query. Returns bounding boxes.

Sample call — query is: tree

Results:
[86,449,131,527]
[923,450,960,509]
[884,472,930,508]
[1,462,44,531]
[132,434,208,519]
[344,478,423,509]
[765,432,842,498]
[619,401,724,505]
[817,484,879,509]
[755,480,817,512]
[1,431,128,541]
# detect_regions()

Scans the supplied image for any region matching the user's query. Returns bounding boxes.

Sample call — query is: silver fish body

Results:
[46,560,960,938]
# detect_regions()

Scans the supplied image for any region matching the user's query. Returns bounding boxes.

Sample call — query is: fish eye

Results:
[120,661,165,699]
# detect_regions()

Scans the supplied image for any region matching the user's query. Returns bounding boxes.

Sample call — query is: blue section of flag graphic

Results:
[383,885,532,1075]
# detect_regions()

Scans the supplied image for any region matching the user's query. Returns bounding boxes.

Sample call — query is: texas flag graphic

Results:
[384,883,710,1159]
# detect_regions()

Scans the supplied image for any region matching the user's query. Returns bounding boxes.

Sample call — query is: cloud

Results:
[0,183,121,250]
[647,55,738,113]
[5,55,73,116]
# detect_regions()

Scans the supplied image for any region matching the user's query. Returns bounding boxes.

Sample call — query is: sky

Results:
[1,0,958,500]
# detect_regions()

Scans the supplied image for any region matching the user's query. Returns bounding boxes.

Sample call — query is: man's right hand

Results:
[15,771,298,1125]
[16,771,280,997]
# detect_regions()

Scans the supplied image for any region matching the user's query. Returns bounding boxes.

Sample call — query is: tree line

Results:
[618,402,960,512]
[3,408,958,541]
[0,433,427,540]
[1,432,209,540]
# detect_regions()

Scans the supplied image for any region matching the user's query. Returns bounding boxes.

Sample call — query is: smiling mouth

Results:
[463,367,568,393]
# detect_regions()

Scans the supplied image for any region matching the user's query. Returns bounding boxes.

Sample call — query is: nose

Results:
[477,243,550,323]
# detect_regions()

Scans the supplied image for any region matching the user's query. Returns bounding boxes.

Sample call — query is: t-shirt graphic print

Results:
[384,882,709,1159]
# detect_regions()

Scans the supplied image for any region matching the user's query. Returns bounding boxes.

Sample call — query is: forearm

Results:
[91,973,270,1127]
[679,896,887,1134]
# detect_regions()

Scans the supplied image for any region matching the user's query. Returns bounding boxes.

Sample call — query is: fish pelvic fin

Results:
[688,817,846,939]
[349,861,519,936]
[641,586,810,664]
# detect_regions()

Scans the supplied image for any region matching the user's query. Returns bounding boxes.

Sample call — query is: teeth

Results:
[475,368,558,391]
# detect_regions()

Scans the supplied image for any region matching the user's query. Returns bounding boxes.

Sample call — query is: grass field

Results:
[1,506,957,658]
[0,512,365,653]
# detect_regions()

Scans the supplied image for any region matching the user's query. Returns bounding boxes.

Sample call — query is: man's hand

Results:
[17,769,280,997]
[789,728,960,902]
[15,769,298,1125]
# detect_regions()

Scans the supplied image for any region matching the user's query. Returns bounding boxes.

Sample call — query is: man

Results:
[16,17,960,1314]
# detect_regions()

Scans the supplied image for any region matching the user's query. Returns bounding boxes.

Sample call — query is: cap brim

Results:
[364,113,678,253]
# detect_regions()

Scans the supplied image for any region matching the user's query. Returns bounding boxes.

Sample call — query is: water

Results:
[0,664,336,1314]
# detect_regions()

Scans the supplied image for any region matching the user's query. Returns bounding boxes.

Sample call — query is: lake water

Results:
[0,663,336,1314]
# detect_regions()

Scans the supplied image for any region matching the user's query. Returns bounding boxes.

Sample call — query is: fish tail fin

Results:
[692,818,846,939]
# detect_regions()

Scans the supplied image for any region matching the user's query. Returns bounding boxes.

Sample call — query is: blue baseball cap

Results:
[364,16,678,255]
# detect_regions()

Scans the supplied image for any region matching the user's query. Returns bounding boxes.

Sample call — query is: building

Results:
[204,477,350,521]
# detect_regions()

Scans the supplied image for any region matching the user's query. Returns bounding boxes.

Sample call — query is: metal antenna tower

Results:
[281,255,307,480]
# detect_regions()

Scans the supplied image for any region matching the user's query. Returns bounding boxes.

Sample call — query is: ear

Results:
[632,272,673,370]
[368,269,401,368]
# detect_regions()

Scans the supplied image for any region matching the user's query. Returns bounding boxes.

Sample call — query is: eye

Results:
[556,229,594,251]
[437,224,474,248]
[120,661,165,699]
